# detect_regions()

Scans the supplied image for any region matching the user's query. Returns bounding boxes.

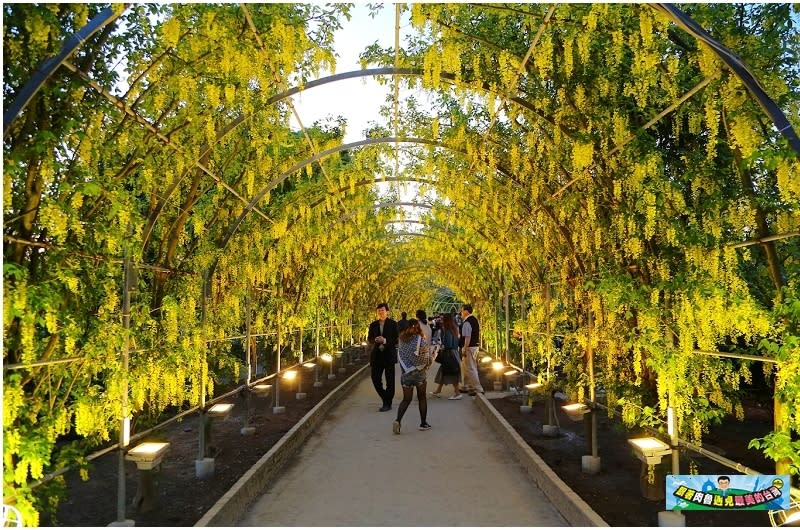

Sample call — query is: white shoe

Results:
[448,394,463,400]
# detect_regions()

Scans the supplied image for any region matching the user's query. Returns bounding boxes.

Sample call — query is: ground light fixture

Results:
[561,402,590,422]
[207,403,234,420]
[125,442,170,470]
[252,383,272,396]
[321,353,336,379]
[481,355,493,364]
[125,441,171,514]
[297,363,315,399]
[337,349,347,374]
[521,381,543,413]
[503,369,519,392]
[769,500,800,527]
[491,361,505,391]
[627,436,672,465]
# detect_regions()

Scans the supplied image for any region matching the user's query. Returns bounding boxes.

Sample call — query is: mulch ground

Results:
[49,351,779,527]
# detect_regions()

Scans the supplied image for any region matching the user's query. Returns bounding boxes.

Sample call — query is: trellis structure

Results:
[3,3,799,525]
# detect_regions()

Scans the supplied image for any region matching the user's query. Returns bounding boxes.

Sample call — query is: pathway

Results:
[238,367,567,526]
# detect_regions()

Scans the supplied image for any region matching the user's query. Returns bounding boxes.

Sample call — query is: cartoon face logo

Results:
[772,478,784,490]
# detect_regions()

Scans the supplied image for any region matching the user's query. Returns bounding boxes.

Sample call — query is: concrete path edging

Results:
[474,394,609,527]
[194,365,370,527]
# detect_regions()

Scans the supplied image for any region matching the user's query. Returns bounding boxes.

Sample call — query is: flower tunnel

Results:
[3,3,799,524]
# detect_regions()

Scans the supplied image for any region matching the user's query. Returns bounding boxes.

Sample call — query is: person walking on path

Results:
[459,304,485,396]
[397,311,410,333]
[431,313,463,400]
[393,319,433,434]
[367,303,399,412]
[416,309,432,344]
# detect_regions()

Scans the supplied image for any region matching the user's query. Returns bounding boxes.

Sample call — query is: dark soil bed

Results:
[47,348,780,527]
[488,386,777,527]
[48,349,367,527]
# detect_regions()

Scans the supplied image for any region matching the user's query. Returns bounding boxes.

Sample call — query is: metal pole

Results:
[245,291,252,385]
[275,308,282,409]
[116,251,132,522]
[494,297,500,358]
[314,305,322,388]
[198,272,209,460]
[503,288,510,364]
[668,402,679,475]
[520,293,526,371]
[297,326,303,396]
[588,306,598,458]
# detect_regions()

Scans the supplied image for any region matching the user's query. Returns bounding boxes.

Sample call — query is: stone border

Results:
[195,365,369,527]
[474,394,609,527]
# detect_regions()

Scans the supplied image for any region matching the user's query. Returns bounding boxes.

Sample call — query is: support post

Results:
[582,304,601,474]
[115,249,133,525]
[274,302,285,414]
[504,288,510,365]
[195,271,214,478]
[314,305,322,388]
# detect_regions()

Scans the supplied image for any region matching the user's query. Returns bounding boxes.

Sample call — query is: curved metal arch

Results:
[3,5,125,137]
[652,3,799,156]
[217,136,536,253]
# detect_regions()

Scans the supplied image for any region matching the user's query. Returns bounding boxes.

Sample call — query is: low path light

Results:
[298,363,315,399]
[125,442,170,513]
[321,353,335,380]
[274,371,295,414]
[627,437,672,466]
[521,381,543,414]
[337,349,347,374]
[491,361,505,391]
[504,369,519,392]
[561,402,590,422]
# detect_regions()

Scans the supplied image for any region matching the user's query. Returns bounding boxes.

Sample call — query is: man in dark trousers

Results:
[367,303,399,411]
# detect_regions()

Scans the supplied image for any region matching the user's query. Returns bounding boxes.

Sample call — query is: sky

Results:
[288,4,428,226]
[288,5,401,143]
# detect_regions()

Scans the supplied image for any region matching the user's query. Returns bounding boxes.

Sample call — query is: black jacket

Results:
[367,318,398,365]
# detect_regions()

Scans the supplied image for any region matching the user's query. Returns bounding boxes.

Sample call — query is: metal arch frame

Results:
[6,4,793,286]
[6,4,795,159]
[217,136,540,252]
[651,3,800,156]
[2,5,126,138]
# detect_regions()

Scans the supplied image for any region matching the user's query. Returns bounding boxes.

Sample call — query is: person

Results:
[367,303,399,412]
[459,303,484,396]
[393,319,433,433]
[431,313,462,400]
[397,311,410,333]
[416,309,432,345]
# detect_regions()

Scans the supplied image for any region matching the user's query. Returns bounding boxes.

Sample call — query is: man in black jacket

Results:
[367,303,399,411]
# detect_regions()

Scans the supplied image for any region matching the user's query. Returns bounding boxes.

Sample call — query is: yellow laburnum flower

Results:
[729,117,760,159]
[162,17,181,49]
[776,159,800,204]
[572,141,593,170]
